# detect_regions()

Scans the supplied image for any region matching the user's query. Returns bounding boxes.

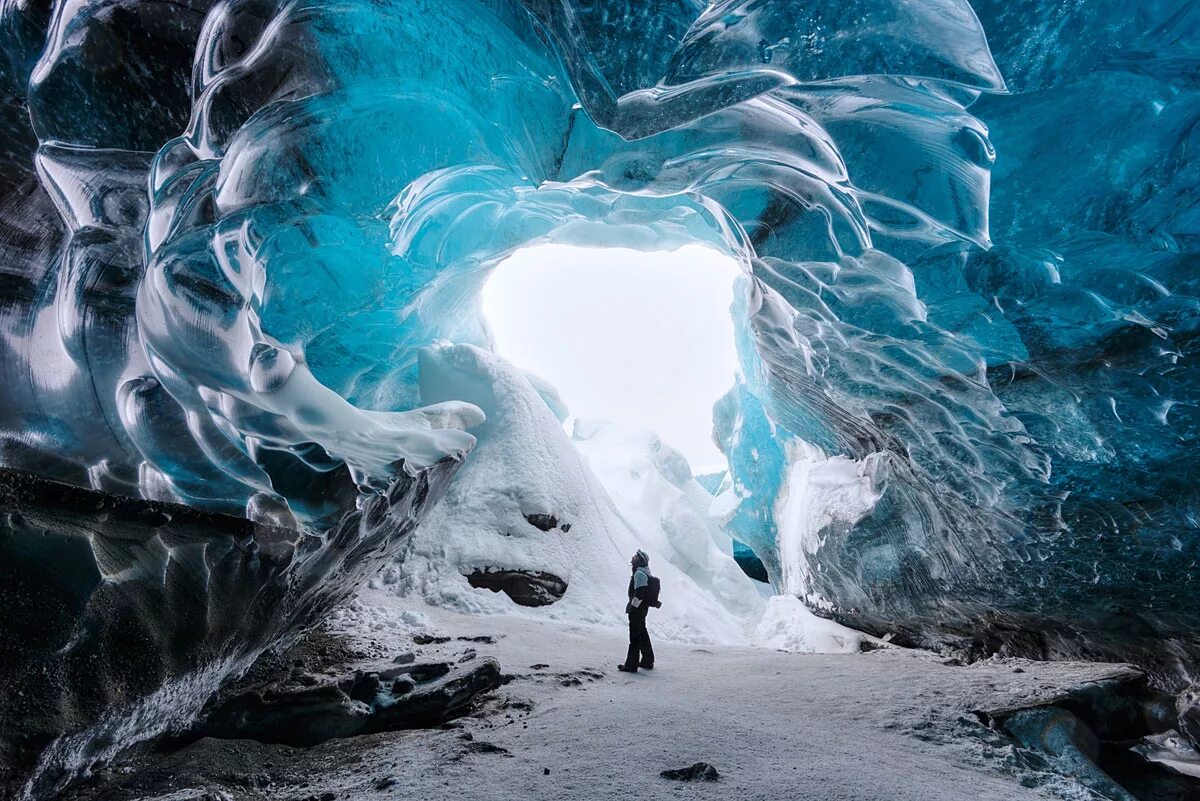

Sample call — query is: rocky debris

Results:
[412,634,451,645]
[500,699,533,712]
[555,669,604,685]
[457,635,497,644]
[465,568,567,607]
[523,513,559,531]
[403,663,452,683]
[191,656,501,747]
[522,514,570,533]
[520,513,566,532]
[505,668,604,688]
[660,762,720,782]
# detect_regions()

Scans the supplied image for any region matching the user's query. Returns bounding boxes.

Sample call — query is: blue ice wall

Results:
[0,0,1198,671]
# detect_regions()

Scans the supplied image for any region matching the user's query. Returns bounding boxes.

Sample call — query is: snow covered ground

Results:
[68,586,1149,801]
[309,592,1138,801]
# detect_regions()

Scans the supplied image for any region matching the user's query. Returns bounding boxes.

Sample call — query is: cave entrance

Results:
[481,243,743,473]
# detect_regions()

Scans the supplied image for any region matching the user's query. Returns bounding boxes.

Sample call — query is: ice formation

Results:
[1,0,1198,699]
[0,457,458,798]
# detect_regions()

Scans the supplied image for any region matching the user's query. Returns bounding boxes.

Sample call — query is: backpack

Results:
[645,575,661,608]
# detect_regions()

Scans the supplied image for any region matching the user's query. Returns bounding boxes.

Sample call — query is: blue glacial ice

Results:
[0,0,1198,680]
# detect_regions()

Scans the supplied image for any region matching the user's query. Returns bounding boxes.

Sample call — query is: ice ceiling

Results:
[1,0,1198,657]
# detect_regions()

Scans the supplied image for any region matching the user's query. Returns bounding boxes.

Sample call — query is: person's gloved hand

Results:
[653,601,662,608]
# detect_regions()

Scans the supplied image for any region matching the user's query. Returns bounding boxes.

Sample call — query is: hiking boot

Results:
[639,662,654,670]
[617,663,637,673]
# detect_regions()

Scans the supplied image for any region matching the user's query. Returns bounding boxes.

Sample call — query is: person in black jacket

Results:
[618,549,657,672]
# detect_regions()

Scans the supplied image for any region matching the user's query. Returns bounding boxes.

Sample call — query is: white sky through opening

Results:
[481,243,743,473]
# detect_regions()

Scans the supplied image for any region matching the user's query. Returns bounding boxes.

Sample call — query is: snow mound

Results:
[380,344,760,645]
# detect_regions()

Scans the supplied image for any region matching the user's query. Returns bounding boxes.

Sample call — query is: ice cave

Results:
[0,0,1198,799]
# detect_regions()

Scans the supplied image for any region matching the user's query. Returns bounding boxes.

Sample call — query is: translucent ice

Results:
[0,0,1197,677]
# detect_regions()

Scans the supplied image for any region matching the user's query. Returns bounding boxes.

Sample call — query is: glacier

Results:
[1,0,1199,795]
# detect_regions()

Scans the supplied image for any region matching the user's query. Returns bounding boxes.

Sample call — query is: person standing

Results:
[618,550,659,672]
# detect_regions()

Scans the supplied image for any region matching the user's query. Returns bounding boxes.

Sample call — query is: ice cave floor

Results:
[61,587,1154,801]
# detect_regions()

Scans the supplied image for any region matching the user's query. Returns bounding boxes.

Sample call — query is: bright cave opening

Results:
[481,243,744,473]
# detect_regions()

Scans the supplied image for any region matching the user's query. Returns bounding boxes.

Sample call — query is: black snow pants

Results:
[625,607,654,669]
